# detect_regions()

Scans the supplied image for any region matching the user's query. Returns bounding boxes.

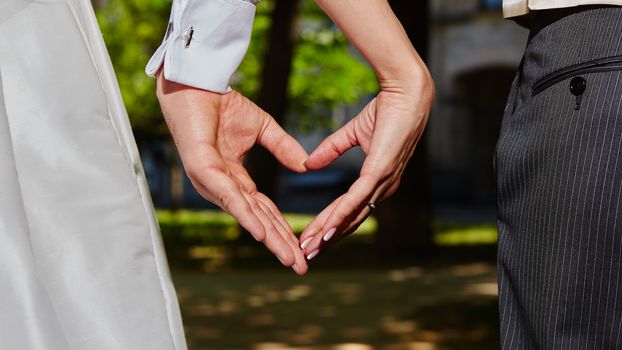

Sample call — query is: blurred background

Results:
[94,0,529,349]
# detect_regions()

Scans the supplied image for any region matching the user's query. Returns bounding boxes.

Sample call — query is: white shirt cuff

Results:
[145,0,258,93]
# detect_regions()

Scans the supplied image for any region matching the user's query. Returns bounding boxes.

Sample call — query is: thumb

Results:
[259,116,309,173]
[305,118,358,171]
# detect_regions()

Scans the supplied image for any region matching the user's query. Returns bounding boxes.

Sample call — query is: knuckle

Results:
[249,218,266,243]
[253,229,266,243]
[184,162,210,184]
[247,198,262,212]
[335,209,350,222]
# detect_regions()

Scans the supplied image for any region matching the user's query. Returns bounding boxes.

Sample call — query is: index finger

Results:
[314,175,379,245]
[258,116,309,173]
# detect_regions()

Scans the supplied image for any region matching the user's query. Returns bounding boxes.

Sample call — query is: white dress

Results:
[0,0,186,348]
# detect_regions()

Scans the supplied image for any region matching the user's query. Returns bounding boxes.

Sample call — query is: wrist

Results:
[379,60,434,96]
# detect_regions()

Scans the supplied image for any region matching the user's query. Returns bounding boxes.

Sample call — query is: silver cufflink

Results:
[184,27,194,49]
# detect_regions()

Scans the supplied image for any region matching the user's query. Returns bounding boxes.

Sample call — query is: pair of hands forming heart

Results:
[157,69,434,275]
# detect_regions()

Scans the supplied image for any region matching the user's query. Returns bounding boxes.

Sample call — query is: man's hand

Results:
[156,72,309,275]
[299,72,434,260]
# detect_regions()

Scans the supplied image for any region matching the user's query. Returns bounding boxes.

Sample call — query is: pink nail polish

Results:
[300,236,314,250]
[323,228,336,242]
[307,249,320,260]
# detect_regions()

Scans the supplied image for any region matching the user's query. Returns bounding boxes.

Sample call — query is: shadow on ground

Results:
[173,262,499,350]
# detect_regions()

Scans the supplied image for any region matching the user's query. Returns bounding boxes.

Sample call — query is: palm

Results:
[217,92,266,163]
[214,91,308,195]
[157,75,309,275]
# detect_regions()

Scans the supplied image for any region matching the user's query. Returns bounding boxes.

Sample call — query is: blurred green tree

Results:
[95,0,172,135]
[95,0,378,136]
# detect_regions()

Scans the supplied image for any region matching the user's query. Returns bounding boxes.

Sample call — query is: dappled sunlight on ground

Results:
[173,262,499,350]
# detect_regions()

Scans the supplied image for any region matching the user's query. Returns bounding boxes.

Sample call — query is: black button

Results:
[569,76,586,96]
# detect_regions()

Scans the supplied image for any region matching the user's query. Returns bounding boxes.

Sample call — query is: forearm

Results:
[313,0,428,90]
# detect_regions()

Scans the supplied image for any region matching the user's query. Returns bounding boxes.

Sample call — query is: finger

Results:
[194,167,267,242]
[226,161,258,194]
[258,116,308,173]
[316,175,378,243]
[334,206,373,240]
[227,164,308,272]
[299,197,343,252]
[254,192,299,246]
[304,118,358,171]
[254,194,309,275]
[302,191,372,257]
[301,198,343,257]
[224,161,307,273]
[302,177,374,260]
[242,192,296,267]
[304,205,374,259]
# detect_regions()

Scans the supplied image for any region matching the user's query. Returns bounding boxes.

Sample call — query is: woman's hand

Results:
[295,0,435,260]
[156,71,309,275]
[299,70,434,260]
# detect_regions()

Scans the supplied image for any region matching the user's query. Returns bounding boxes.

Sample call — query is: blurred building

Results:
[427,0,528,219]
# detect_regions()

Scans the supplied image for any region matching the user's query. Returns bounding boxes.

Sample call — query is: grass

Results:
[174,263,500,350]
[160,210,501,349]
[156,209,497,246]
[433,224,498,246]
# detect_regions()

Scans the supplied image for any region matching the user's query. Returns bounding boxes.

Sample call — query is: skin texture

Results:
[299,0,435,259]
[156,71,309,275]
[155,0,434,273]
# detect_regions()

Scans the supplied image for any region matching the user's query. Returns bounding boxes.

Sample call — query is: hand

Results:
[299,71,434,260]
[156,72,309,275]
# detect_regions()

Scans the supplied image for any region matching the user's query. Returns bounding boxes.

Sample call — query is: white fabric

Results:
[146,0,258,93]
[0,0,187,348]
[504,0,622,17]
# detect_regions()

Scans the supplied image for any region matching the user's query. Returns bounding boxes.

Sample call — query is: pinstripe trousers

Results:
[496,6,622,349]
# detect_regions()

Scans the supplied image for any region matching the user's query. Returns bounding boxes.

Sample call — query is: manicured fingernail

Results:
[307,249,320,260]
[300,236,314,250]
[323,228,336,242]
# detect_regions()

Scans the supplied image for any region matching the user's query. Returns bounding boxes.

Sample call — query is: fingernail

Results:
[323,228,336,242]
[300,236,314,250]
[307,249,320,260]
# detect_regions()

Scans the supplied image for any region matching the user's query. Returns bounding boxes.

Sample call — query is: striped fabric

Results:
[496,5,622,349]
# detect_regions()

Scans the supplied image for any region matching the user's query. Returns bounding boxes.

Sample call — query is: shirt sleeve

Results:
[145,0,259,93]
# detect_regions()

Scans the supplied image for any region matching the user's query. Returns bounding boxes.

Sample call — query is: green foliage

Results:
[235,0,379,131]
[95,0,171,132]
[230,0,273,98]
[288,8,379,130]
[96,0,378,134]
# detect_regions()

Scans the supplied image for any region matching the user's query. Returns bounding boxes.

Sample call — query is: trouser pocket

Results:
[532,55,622,110]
